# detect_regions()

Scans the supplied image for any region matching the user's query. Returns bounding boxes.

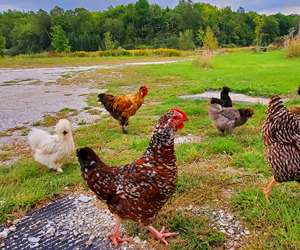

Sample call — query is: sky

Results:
[0,0,300,15]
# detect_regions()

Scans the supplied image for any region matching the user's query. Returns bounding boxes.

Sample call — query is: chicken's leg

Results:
[146,225,178,246]
[120,118,129,134]
[108,215,132,245]
[263,176,277,199]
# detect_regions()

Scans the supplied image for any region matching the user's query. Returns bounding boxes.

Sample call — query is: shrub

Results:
[0,35,5,57]
[104,32,115,50]
[51,25,71,53]
[178,30,195,50]
[287,38,300,58]
[203,27,218,51]
[193,50,213,69]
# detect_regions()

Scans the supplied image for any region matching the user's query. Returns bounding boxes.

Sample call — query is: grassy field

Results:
[0,50,300,249]
[0,55,186,68]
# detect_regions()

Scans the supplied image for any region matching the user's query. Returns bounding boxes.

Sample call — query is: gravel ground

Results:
[178,205,251,250]
[175,134,202,145]
[0,194,148,250]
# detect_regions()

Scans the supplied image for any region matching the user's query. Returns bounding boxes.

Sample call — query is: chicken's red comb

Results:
[170,107,188,121]
[140,85,148,89]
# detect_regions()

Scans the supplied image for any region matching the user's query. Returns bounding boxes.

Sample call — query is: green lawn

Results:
[0,50,299,249]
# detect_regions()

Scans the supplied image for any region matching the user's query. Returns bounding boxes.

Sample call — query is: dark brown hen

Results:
[77,108,188,246]
[262,96,300,198]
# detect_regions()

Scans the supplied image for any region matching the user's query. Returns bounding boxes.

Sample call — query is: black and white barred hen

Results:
[77,108,188,246]
[262,96,300,198]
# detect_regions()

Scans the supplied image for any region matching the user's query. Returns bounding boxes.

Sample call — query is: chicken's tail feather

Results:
[268,96,286,115]
[98,93,116,112]
[28,128,51,151]
[210,97,222,105]
[77,147,102,171]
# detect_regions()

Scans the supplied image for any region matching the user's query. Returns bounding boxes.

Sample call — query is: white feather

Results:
[28,119,75,172]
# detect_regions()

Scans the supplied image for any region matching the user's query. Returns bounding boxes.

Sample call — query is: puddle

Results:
[179,91,270,105]
[0,60,185,86]
[0,84,93,132]
[175,134,202,145]
[0,59,184,134]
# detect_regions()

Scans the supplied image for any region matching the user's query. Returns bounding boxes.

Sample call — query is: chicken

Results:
[209,98,254,134]
[28,119,75,172]
[77,108,188,246]
[98,86,148,133]
[262,96,300,199]
[210,86,232,107]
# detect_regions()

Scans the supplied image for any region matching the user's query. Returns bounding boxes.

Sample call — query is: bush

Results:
[0,35,6,57]
[287,39,300,58]
[98,48,181,57]
[51,25,71,53]
[178,30,195,50]
[8,48,182,58]
[193,51,213,69]
[203,27,218,50]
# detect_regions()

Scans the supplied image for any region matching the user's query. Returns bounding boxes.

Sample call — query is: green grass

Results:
[0,49,299,248]
[138,50,300,97]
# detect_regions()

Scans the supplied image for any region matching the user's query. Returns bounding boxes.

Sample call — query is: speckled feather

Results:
[262,96,300,182]
[78,111,178,226]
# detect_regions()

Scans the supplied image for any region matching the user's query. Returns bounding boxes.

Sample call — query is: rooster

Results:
[98,86,148,133]
[262,96,300,198]
[77,108,188,246]
[28,119,75,172]
[210,86,232,107]
[209,98,253,134]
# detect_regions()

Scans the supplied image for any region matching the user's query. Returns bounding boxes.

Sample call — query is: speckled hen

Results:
[262,96,300,198]
[76,108,188,246]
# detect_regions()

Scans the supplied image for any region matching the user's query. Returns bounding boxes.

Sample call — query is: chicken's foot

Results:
[146,225,178,246]
[108,216,132,245]
[263,176,277,199]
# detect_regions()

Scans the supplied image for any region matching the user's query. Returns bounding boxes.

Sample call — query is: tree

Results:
[178,29,195,50]
[255,16,264,46]
[104,32,115,50]
[196,28,205,46]
[0,34,5,56]
[203,27,218,50]
[51,25,70,52]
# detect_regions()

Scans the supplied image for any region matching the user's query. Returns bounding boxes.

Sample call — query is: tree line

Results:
[0,0,299,55]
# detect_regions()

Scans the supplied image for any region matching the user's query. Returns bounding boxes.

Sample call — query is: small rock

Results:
[8,225,16,232]
[46,226,56,236]
[0,228,10,239]
[245,229,250,235]
[29,243,40,248]
[28,236,40,243]
[227,229,235,235]
[86,235,95,246]
[78,194,92,203]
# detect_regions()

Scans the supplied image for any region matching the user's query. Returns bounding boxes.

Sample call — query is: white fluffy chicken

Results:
[28,119,75,172]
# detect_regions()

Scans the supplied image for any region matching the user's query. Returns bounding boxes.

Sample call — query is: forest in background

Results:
[0,0,299,55]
